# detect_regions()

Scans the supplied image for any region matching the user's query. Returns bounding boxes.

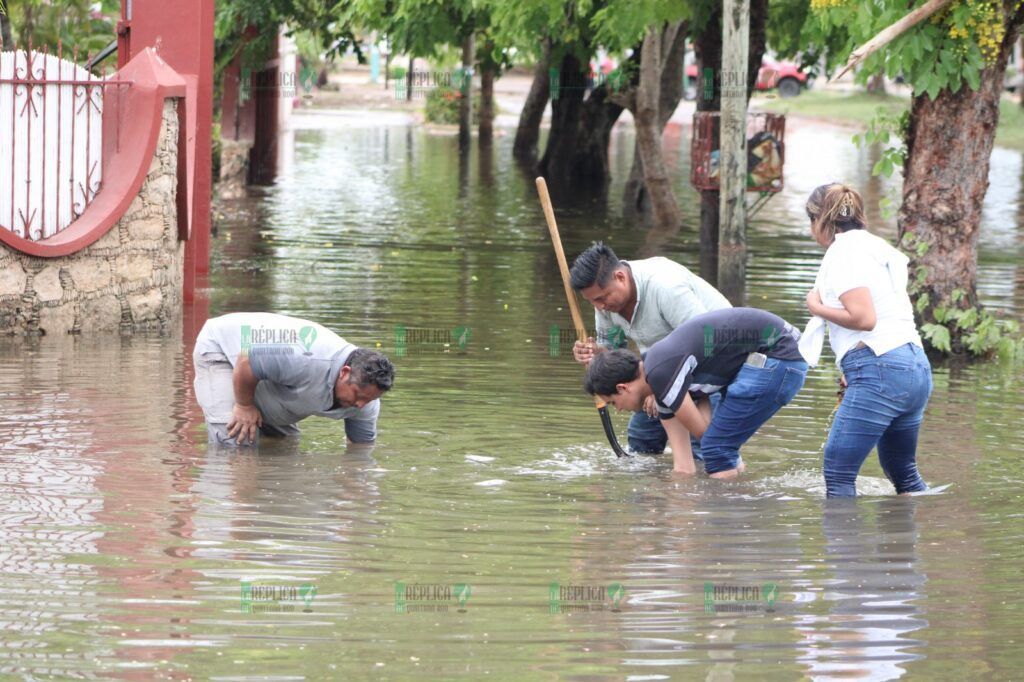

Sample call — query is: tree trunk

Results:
[633,24,684,230]
[694,5,723,285]
[570,81,624,185]
[899,10,1022,354]
[539,47,630,187]
[458,34,474,149]
[624,23,687,216]
[405,54,414,102]
[0,0,12,49]
[513,39,551,162]
[867,71,887,94]
[479,62,495,143]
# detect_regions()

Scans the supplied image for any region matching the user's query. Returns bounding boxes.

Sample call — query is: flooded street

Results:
[1,114,1022,679]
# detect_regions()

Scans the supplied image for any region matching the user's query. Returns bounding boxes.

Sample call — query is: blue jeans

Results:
[628,393,721,460]
[824,343,932,498]
[700,357,808,474]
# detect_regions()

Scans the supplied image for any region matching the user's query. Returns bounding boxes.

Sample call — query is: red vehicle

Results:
[685,58,809,99]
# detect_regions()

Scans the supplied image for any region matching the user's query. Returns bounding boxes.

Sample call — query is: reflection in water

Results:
[800,498,926,681]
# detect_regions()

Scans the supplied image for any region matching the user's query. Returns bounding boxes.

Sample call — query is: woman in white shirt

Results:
[804,183,932,497]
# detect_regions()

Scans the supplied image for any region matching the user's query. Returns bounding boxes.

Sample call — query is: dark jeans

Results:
[700,357,808,475]
[824,343,932,498]
[627,393,721,460]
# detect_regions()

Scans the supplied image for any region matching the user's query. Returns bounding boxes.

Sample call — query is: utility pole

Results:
[718,0,749,305]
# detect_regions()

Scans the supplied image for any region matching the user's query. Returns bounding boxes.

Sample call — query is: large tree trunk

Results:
[513,39,551,161]
[539,50,625,186]
[479,61,495,143]
[899,9,1023,354]
[694,6,723,284]
[632,23,685,229]
[570,82,624,185]
[538,52,587,179]
[624,23,687,216]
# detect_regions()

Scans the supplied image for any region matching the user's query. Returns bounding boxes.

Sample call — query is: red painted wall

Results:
[124,0,214,302]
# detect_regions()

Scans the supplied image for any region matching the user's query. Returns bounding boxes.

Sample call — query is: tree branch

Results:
[831,0,955,82]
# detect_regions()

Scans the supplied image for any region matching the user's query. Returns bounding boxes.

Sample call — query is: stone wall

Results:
[0,99,183,335]
[217,138,252,200]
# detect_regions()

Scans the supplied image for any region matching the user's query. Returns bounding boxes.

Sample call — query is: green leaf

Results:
[921,323,951,353]
[964,64,980,92]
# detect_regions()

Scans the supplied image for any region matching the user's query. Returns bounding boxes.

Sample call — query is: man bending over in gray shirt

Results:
[193,312,395,447]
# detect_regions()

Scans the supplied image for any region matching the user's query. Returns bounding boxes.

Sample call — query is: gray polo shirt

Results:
[595,257,732,352]
[194,313,379,443]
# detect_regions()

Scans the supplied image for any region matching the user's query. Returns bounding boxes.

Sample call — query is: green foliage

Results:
[902,233,1024,360]
[852,107,909,178]
[4,0,118,60]
[214,1,361,93]
[423,88,482,125]
[798,0,1019,98]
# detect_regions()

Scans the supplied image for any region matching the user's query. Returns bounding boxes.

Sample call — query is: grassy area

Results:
[995,98,1024,151]
[754,89,907,126]
[755,89,1024,152]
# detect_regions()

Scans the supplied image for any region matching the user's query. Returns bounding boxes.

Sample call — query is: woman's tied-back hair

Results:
[805,183,866,244]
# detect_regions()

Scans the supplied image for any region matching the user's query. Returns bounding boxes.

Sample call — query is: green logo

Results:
[453,326,471,351]
[703,325,714,358]
[299,325,317,352]
[299,65,317,95]
[702,67,715,101]
[241,324,252,355]
[394,325,407,357]
[762,582,778,612]
[299,584,317,612]
[241,581,253,613]
[454,583,471,612]
[549,324,561,357]
[761,325,781,350]
[241,582,317,614]
[704,582,780,615]
[549,583,626,613]
[394,582,471,614]
[606,325,626,349]
[394,581,407,614]
[607,583,625,612]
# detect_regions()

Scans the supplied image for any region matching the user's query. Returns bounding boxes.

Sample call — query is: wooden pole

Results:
[718,0,749,305]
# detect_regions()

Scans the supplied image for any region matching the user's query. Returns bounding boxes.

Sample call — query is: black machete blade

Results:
[597,405,630,458]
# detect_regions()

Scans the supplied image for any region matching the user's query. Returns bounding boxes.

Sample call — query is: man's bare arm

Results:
[228,357,263,444]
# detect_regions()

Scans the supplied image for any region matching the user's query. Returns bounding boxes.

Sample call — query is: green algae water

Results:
[0,114,1022,679]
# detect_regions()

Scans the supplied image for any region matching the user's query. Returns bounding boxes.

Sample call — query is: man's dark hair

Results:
[570,242,621,290]
[584,349,640,396]
[346,349,395,392]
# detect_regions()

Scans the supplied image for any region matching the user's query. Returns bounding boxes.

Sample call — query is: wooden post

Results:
[718,0,748,305]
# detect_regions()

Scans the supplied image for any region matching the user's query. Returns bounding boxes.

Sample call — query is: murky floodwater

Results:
[1,112,1023,679]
